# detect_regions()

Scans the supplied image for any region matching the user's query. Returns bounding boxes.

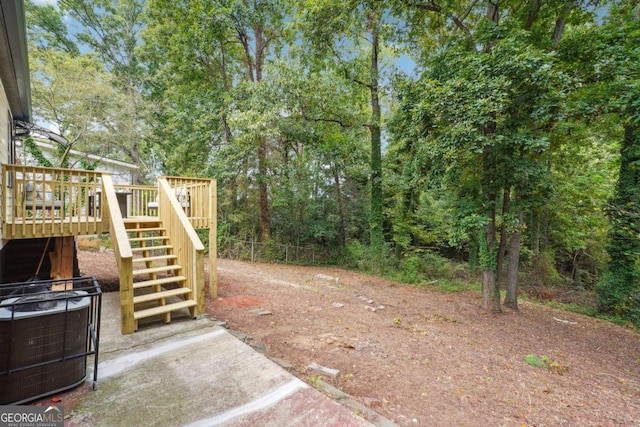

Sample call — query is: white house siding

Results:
[0,77,11,251]
[17,139,138,185]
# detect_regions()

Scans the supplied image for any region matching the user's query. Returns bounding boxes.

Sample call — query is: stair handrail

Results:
[158,178,205,316]
[161,176,217,298]
[102,174,135,334]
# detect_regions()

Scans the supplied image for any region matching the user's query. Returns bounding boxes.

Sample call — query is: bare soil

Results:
[78,250,640,427]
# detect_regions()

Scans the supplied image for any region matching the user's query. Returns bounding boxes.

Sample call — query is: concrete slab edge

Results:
[314,379,400,427]
[183,378,309,427]
[98,329,227,379]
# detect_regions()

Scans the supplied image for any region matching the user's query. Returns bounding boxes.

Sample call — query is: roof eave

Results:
[0,0,32,123]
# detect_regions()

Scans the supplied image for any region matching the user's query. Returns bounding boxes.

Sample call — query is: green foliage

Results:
[597,269,640,327]
[525,354,547,368]
[342,240,369,270]
[25,0,79,54]
[23,137,53,168]
[525,354,569,374]
[416,278,479,293]
[542,121,618,285]
[524,252,564,288]
[196,229,210,255]
[391,249,480,293]
[29,47,115,146]
[60,0,146,85]
[399,252,422,284]
[34,0,154,182]
[594,5,640,326]
[388,4,605,309]
[399,37,569,184]
[25,0,640,318]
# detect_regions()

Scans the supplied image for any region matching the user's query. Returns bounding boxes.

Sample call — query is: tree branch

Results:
[524,0,542,30]
[405,0,476,37]
[299,113,348,128]
[552,1,575,45]
[405,0,442,13]
[343,67,372,90]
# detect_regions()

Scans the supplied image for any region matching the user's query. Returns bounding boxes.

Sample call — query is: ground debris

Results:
[314,273,340,284]
[308,362,340,377]
[248,308,273,316]
[553,317,578,325]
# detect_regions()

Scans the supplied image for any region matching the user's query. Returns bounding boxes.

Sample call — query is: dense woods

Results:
[25,0,640,326]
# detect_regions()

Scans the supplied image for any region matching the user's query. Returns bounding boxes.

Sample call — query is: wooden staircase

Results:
[125,218,197,329]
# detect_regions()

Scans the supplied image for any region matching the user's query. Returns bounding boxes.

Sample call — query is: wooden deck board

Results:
[4,216,106,239]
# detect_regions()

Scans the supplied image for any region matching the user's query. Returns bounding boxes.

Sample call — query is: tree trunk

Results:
[237,21,271,242]
[524,0,542,30]
[599,124,640,316]
[496,187,510,286]
[504,210,523,310]
[552,1,574,45]
[258,136,270,241]
[368,12,384,269]
[533,210,540,255]
[332,163,347,247]
[481,207,500,312]
[542,160,552,251]
[127,142,143,185]
[486,0,499,24]
[481,187,501,313]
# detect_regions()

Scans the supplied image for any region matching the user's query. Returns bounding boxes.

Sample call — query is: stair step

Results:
[129,235,169,243]
[131,245,172,252]
[133,254,178,263]
[133,300,197,320]
[126,226,165,233]
[133,287,192,304]
[125,222,162,230]
[133,265,182,276]
[133,275,187,289]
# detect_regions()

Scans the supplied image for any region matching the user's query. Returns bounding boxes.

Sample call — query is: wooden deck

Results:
[3,215,106,239]
[2,164,218,335]
[2,164,107,239]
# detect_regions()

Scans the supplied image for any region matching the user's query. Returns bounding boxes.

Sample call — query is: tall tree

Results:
[59,0,152,182]
[258,57,370,247]
[391,0,590,311]
[145,0,287,241]
[592,2,640,325]
[296,0,398,269]
[28,46,120,167]
[25,0,79,55]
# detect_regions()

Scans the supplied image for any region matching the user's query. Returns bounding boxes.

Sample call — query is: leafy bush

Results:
[597,270,640,328]
[342,241,368,270]
[396,249,454,283]
[522,252,564,288]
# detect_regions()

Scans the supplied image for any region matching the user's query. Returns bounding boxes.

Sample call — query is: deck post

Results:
[102,175,135,334]
[119,256,135,333]
[209,180,217,299]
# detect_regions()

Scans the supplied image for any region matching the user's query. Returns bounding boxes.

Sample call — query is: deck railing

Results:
[102,175,135,335]
[163,176,217,298]
[2,164,107,238]
[158,178,205,316]
[2,164,217,303]
[112,177,215,229]
[164,176,215,230]
[112,184,157,218]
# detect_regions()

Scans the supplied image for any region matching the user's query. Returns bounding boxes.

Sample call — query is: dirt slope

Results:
[79,251,640,427]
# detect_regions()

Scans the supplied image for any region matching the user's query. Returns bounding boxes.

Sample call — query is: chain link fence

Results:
[219,239,333,265]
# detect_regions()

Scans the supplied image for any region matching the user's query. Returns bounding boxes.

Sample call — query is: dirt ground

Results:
[78,249,640,427]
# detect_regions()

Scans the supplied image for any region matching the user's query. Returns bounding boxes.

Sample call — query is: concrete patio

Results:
[60,291,378,426]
